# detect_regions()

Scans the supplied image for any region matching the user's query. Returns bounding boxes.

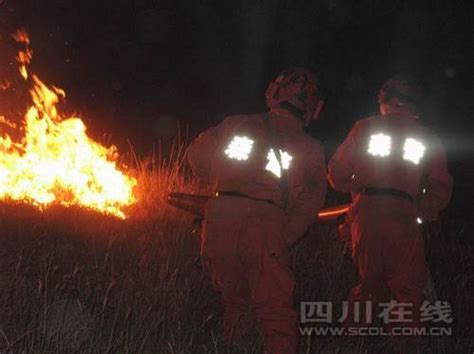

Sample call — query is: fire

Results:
[0,29,136,218]
[12,28,32,79]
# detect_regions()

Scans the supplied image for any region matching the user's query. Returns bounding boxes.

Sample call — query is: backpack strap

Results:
[262,113,289,210]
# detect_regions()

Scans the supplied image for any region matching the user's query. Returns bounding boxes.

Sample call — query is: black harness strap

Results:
[262,113,289,210]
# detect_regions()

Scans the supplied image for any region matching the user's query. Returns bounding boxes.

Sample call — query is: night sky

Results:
[0,1,472,230]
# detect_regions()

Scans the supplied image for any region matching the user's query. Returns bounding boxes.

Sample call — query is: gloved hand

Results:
[337,218,352,243]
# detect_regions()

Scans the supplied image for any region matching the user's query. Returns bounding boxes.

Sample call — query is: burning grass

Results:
[0,29,136,219]
[0,141,472,353]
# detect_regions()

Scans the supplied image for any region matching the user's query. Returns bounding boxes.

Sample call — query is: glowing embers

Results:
[266,149,292,178]
[403,138,426,165]
[367,133,392,157]
[224,136,254,161]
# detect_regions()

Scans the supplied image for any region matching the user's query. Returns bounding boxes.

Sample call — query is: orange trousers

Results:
[201,196,297,354]
[349,195,429,330]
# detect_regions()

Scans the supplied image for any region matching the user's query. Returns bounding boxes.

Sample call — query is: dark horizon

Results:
[0,0,472,232]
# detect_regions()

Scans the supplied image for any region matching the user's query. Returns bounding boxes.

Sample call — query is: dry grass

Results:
[0,140,472,353]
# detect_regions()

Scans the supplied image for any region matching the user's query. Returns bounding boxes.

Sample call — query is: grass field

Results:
[0,143,472,353]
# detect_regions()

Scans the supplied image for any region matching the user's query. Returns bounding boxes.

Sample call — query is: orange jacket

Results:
[328,114,453,220]
[187,112,327,244]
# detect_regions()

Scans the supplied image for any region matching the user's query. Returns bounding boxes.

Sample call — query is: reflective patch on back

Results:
[224,136,254,161]
[403,138,425,165]
[266,149,292,178]
[367,133,392,157]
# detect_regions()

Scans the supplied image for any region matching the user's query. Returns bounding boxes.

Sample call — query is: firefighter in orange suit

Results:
[187,68,327,353]
[328,78,453,351]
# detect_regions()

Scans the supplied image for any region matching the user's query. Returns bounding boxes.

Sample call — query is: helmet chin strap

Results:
[270,107,308,130]
[313,100,325,120]
[272,99,325,127]
[303,99,325,126]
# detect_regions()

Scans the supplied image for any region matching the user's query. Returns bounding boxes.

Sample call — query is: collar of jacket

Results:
[268,110,303,131]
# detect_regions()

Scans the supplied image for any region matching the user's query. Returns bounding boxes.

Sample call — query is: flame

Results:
[12,29,33,79]
[0,116,16,129]
[0,29,136,218]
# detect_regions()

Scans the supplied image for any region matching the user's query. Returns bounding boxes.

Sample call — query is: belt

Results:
[217,191,276,206]
[362,187,414,203]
